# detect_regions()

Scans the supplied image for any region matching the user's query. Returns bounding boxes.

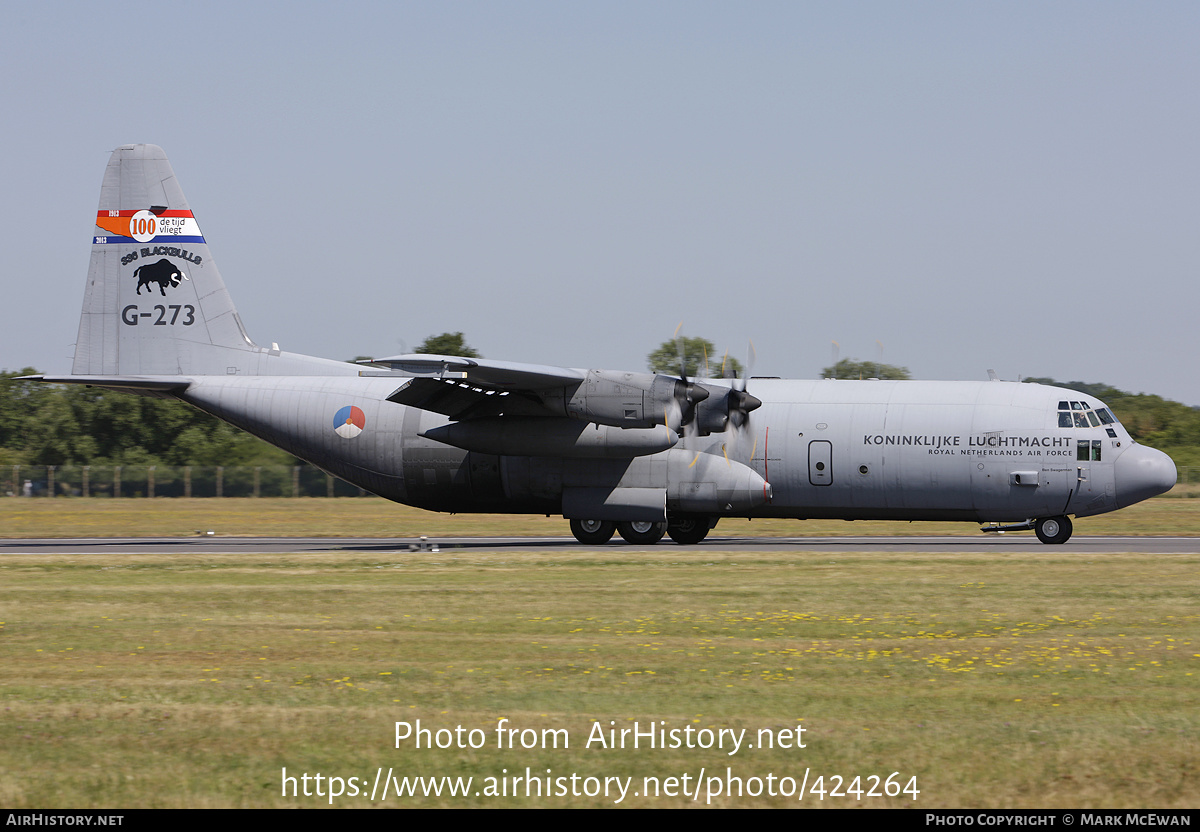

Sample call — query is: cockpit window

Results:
[1057,403,1121,430]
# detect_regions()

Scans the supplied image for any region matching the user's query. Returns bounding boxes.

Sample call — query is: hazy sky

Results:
[3,2,1198,403]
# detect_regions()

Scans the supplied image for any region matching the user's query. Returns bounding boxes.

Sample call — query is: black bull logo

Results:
[134,259,190,296]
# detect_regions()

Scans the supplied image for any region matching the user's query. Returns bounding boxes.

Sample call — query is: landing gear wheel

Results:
[667,514,712,545]
[1035,515,1073,545]
[617,520,666,545]
[570,519,616,545]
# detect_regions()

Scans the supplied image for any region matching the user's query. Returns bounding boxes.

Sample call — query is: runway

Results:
[2,535,1198,555]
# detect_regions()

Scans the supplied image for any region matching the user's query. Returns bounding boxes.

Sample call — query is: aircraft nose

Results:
[1113,444,1177,508]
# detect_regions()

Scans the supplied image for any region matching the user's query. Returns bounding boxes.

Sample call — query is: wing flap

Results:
[387,378,548,421]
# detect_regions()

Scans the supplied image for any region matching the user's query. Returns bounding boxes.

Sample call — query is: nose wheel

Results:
[1035,515,1072,544]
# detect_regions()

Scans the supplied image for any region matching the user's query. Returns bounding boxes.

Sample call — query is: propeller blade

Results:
[725,340,760,428]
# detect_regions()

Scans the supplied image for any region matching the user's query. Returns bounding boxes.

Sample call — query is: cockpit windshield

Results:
[1057,401,1119,430]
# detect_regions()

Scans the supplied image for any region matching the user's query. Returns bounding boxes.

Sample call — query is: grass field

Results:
[1,494,1196,808]
[1,543,1197,805]
[2,482,1200,539]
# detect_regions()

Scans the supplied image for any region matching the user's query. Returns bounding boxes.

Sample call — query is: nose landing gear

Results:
[1034,515,1073,544]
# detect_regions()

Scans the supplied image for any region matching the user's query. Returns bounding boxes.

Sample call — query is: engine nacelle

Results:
[536,370,704,431]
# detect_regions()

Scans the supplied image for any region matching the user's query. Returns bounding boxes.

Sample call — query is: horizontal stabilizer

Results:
[21,374,191,392]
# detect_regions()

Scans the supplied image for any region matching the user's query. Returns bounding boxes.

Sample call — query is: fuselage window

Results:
[1077,439,1102,462]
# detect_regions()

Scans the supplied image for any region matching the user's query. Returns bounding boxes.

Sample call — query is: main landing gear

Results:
[666,514,713,545]
[568,515,716,545]
[568,518,615,544]
[616,520,666,545]
[1034,515,1073,545]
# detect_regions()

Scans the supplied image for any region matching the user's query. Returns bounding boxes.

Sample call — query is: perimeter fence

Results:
[2,463,1197,499]
[2,464,369,498]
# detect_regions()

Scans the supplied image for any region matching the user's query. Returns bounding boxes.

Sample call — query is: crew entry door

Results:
[809,440,832,486]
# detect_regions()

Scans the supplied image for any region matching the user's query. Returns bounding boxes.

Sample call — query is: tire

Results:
[616,520,666,545]
[1034,515,1073,544]
[667,514,712,545]
[570,519,615,545]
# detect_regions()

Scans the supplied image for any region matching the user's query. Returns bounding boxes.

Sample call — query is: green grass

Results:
[1,547,1196,807]
[1,486,1199,538]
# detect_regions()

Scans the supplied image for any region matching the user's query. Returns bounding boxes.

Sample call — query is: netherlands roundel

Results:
[334,405,366,439]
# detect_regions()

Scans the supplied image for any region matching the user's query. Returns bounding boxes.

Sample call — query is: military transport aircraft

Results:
[29,145,1178,545]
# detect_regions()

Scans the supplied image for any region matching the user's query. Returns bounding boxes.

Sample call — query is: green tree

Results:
[1023,377,1200,462]
[822,358,911,380]
[0,369,294,467]
[647,337,743,378]
[415,332,481,358]
[0,369,62,464]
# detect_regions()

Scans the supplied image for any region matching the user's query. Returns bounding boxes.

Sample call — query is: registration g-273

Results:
[121,304,196,326]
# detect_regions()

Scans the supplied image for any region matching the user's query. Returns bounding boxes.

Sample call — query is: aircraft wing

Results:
[369,355,586,421]
[386,377,551,420]
[369,352,585,422]
[364,354,585,389]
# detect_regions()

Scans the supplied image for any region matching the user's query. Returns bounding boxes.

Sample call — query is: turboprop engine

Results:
[536,370,708,433]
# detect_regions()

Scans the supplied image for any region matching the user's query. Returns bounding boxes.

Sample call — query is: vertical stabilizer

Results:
[74,144,257,376]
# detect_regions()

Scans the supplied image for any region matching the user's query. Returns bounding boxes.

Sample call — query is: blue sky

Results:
[4,1,1198,403]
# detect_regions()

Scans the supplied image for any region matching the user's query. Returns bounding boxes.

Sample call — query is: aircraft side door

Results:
[1069,438,1116,515]
[808,440,832,486]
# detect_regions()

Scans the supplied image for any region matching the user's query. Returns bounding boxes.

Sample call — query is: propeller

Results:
[666,324,709,434]
[727,341,761,429]
[669,337,762,437]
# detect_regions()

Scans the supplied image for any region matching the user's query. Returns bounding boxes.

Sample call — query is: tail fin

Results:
[74,144,259,376]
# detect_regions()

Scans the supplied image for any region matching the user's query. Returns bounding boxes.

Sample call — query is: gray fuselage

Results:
[179,373,1173,525]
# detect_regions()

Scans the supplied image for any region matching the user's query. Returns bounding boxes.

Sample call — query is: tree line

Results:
[1021,377,1200,466]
